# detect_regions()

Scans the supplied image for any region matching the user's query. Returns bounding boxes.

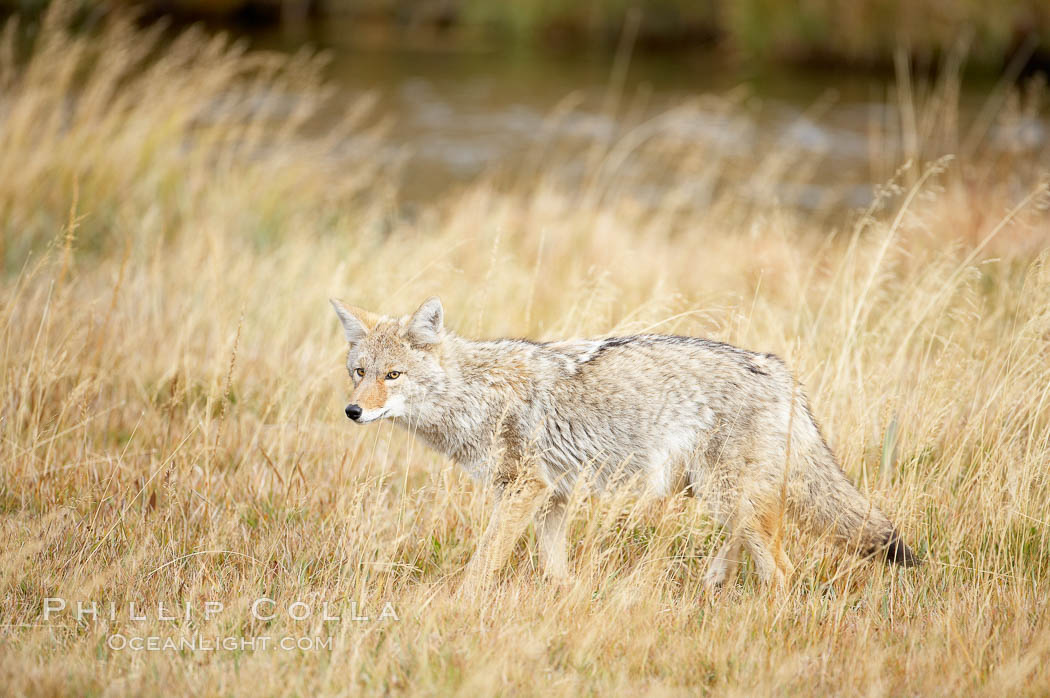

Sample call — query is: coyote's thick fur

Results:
[331,296,919,592]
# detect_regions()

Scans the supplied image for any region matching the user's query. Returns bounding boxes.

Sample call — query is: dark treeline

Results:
[5,0,1050,72]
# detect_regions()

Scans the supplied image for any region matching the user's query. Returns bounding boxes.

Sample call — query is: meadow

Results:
[2,5,1050,695]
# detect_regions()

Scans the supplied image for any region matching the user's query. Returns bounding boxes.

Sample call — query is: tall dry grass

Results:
[2,5,1050,696]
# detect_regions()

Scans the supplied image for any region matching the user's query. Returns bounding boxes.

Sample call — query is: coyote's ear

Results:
[330,299,377,345]
[405,296,443,347]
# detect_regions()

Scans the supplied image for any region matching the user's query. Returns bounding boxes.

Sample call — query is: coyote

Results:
[331,296,919,592]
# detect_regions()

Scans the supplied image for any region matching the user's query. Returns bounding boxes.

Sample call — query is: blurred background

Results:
[6,0,1045,212]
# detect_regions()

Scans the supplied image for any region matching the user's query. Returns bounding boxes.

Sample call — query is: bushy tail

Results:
[788,411,921,567]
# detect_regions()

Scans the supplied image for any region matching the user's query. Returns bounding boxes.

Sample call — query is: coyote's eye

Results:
[354,368,365,378]
[385,371,401,380]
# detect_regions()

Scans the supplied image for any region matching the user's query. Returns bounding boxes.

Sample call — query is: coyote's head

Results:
[330,296,446,424]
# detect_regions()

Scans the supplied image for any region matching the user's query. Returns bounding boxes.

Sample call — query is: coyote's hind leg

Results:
[704,531,743,590]
[739,506,794,589]
[701,490,793,590]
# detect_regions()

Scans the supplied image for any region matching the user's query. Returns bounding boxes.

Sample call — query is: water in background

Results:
[242,19,1046,213]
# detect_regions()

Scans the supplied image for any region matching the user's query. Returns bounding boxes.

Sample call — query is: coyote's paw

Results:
[543,571,575,589]
[457,559,493,602]
[703,558,739,592]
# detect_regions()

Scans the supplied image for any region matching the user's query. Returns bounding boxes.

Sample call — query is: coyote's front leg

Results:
[461,470,550,597]
[536,497,571,582]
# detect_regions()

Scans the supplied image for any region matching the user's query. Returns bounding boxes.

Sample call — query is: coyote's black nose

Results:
[345,404,363,421]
